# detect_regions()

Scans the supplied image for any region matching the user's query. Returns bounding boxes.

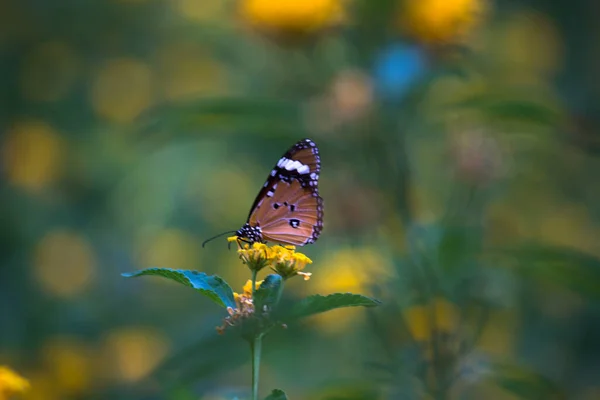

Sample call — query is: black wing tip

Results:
[292,138,319,150]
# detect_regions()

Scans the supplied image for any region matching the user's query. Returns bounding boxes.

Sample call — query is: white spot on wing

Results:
[283,159,296,170]
[277,157,288,168]
[297,165,310,174]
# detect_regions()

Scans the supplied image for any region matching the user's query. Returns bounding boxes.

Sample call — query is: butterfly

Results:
[203,139,323,247]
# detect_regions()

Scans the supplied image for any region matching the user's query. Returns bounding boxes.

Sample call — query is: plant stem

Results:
[250,269,260,400]
[251,270,258,297]
[251,334,263,400]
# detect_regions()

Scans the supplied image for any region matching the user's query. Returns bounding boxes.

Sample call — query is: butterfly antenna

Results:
[201,230,237,248]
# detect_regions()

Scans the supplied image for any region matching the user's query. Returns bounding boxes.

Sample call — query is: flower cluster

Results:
[216,239,314,334]
[229,237,313,281]
[217,279,263,335]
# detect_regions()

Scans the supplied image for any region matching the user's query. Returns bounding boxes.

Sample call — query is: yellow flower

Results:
[270,244,313,281]
[0,366,30,399]
[239,0,346,36]
[241,279,264,297]
[230,237,272,272]
[228,237,313,280]
[399,0,488,44]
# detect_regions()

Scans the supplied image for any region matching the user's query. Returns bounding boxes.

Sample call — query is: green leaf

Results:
[122,268,236,309]
[453,94,563,127]
[492,361,566,399]
[254,274,283,311]
[264,389,287,400]
[291,293,381,319]
[138,97,304,137]
[489,243,600,299]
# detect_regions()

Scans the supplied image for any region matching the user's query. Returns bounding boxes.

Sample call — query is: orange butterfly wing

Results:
[237,139,323,246]
[251,179,322,246]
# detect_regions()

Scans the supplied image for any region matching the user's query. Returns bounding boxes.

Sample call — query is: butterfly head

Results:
[236,223,263,245]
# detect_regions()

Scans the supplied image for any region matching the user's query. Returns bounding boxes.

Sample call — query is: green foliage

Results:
[493,361,566,399]
[264,389,288,400]
[122,268,236,309]
[254,274,284,311]
[454,94,564,127]
[140,97,305,138]
[491,243,600,299]
[291,293,381,319]
[4,0,600,398]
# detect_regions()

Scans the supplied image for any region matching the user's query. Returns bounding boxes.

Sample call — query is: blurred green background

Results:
[1,0,600,399]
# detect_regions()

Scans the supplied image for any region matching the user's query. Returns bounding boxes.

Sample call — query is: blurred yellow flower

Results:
[400,0,487,44]
[311,247,391,295]
[403,297,459,341]
[90,58,155,123]
[307,247,391,334]
[491,11,563,82]
[34,229,96,298]
[239,0,346,36]
[2,120,65,192]
[477,310,517,356]
[101,327,170,383]
[136,228,200,271]
[41,337,93,396]
[0,366,29,400]
[156,40,228,101]
[21,371,59,400]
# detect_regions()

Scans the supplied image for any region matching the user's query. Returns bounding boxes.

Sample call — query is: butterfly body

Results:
[236,138,323,246]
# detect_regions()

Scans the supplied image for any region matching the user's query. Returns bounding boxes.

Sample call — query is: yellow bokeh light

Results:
[21,371,59,400]
[20,41,80,102]
[2,120,65,191]
[536,202,597,254]
[41,337,93,396]
[403,298,459,341]
[101,327,170,383]
[311,247,392,295]
[477,310,517,356]
[90,58,154,123]
[156,41,228,101]
[136,228,200,270]
[172,0,225,22]
[34,230,96,298]
[306,247,392,334]
[239,0,346,35]
[496,11,563,80]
